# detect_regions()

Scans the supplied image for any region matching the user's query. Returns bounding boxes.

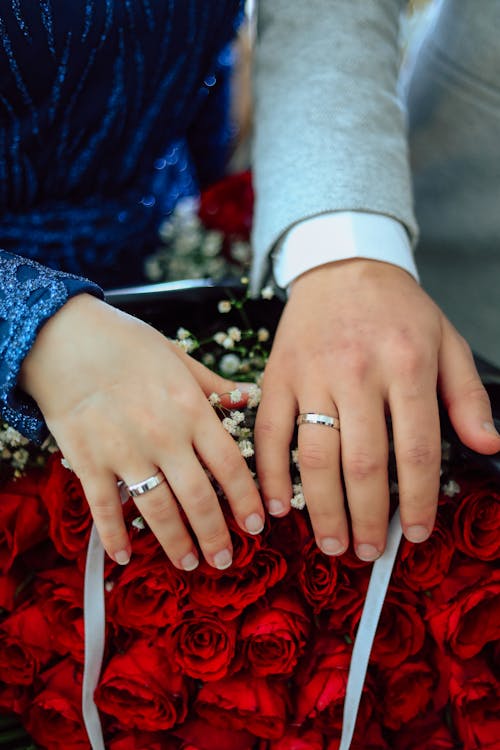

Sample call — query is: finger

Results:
[339,396,390,561]
[389,382,441,545]
[161,452,234,570]
[297,400,347,556]
[254,378,296,517]
[122,469,200,572]
[170,344,253,406]
[80,472,131,565]
[439,318,500,453]
[195,417,265,536]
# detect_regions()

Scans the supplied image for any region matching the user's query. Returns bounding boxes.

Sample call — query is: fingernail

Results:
[114,550,130,565]
[320,538,345,556]
[356,544,380,562]
[406,525,430,543]
[181,552,199,571]
[245,513,265,534]
[483,421,500,437]
[214,549,232,570]
[268,498,285,515]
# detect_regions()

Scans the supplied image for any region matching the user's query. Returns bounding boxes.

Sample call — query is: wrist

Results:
[19,293,105,398]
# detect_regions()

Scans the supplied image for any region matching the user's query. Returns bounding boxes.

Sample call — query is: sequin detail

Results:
[0,0,243,439]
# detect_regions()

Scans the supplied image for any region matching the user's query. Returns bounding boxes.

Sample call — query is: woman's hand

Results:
[255,259,500,560]
[19,294,265,570]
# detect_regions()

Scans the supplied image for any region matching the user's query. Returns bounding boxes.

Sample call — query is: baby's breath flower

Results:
[104,581,115,593]
[219,354,241,376]
[176,327,191,340]
[230,241,251,263]
[61,457,73,471]
[132,516,146,530]
[261,285,274,300]
[202,231,223,257]
[175,337,195,353]
[247,385,261,408]
[257,327,270,342]
[291,483,306,510]
[291,448,299,466]
[227,326,242,342]
[222,417,238,435]
[144,257,164,281]
[442,479,461,497]
[2,426,28,448]
[12,448,29,471]
[202,352,216,367]
[213,331,227,345]
[218,300,232,314]
[230,410,245,424]
[208,392,221,407]
[238,439,254,458]
[229,389,242,404]
[222,336,235,350]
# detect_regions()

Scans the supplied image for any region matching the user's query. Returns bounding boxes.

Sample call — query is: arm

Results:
[251,0,500,560]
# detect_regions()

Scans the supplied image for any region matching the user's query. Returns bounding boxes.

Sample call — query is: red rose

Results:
[270,727,324,750]
[189,547,287,620]
[174,718,256,750]
[393,519,455,591]
[40,454,92,559]
[452,479,500,561]
[161,610,237,681]
[326,579,365,641]
[199,171,253,239]
[107,731,178,750]
[389,715,458,749]
[379,658,439,730]
[34,567,85,661]
[238,591,310,676]
[26,658,88,750]
[0,473,47,572]
[0,604,54,684]
[370,588,426,668]
[426,567,500,659]
[0,564,27,612]
[95,639,189,731]
[295,636,373,738]
[0,681,31,715]
[298,539,340,613]
[265,511,312,576]
[195,674,288,739]
[107,549,188,632]
[449,653,500,750]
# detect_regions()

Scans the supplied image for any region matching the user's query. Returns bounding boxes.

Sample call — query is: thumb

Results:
[438,319,500,455]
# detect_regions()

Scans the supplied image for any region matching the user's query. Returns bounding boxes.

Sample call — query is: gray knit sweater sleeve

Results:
[250,0,416,291]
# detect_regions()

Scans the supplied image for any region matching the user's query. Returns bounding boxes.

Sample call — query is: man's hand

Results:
[255,259,500,560]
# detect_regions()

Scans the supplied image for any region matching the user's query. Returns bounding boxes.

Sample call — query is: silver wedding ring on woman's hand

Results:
[125,470,166,497]
[296,412,341,431]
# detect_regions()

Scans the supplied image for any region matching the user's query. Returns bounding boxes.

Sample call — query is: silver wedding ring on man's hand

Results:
[296,412,341,431]
[126,470,166,497]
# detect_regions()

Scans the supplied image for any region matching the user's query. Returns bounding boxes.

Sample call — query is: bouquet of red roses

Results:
[0,173,499,749]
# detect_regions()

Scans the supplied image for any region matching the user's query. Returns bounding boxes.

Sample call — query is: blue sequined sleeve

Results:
[0,250,103,444]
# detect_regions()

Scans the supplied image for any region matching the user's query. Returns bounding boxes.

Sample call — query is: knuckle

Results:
[142,491,174,522]
[188,487,218,517]
[338,345,370,381]
[254,416,280,439]
[344,451,385,481]
[402,442,440,467]
[199,527,230,549]
[299,442,331,471]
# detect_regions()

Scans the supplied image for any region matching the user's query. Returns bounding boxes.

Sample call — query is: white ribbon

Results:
[338,509,403,750]
[82,509,402,749]
[82,522,106,750]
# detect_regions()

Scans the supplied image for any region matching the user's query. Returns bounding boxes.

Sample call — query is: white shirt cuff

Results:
[273,211,419,288]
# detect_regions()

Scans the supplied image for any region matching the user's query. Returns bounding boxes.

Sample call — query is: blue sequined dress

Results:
[0,0,242,442]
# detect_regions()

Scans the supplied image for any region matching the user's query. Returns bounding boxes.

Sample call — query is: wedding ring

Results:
[126,471,166,497]
[296,413,341,431]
